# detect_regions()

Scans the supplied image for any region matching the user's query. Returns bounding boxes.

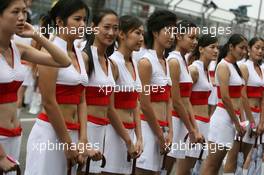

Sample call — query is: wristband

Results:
[250,122,255,129]
[240,121,249,128]
[6,155,19,165]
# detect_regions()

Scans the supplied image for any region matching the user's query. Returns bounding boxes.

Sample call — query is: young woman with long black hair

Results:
[0,0,72,173]
[25,1,102,174]
[166,20,202,175]
[201,34,248,175]
[101,15,144,175]
[82,9,138,174]
[224,37,264,173]
[177,34,219,174]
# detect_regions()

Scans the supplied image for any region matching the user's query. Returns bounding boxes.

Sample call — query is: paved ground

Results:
[18,108,264,175]
[19,108,36,174]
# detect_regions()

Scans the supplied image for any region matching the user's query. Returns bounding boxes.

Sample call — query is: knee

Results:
[175,161,193,175]
[201,163,218,175]
[202,158,222,174]
[176,168,191,175]
[135,168,156,175]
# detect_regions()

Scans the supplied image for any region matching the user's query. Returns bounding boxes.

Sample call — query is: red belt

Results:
[38,113,80,130]
[217,103,241,116]
[0,127,22,137]
[140,114,168,127]
[172,110,178,118]
[171,111,210,123]
[87,115,110,125]
[194,115,210,123]
[250,106,261,113]
[123,122,136,129]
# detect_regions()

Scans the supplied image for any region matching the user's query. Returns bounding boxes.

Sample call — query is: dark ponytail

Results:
[39,14,53,39]
[217,34,247,77]
[83,32,95,77]
[83,9,118,77]
[233,62,242,77]
[217,44,228,65]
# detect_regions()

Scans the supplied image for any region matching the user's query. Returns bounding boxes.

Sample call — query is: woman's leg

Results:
[200,142,228,175]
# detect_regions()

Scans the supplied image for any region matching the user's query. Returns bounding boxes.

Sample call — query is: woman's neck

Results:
[93,38,107,59]
[250,57,259,66]
[0,31,12,50]
[200,56,211,70]
[58,34,74,51]
[118,44,132,62]
[225,53,236,63]
[176,45,187,58]
[153,41,164,60]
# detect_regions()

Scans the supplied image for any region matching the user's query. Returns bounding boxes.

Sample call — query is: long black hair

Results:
[188,34,218,65]
[41,0,89,39]
[146,10,177,49]
[217,34,247,77]
[83,9,118,77]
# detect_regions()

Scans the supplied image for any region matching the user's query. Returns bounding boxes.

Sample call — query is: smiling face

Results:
[94,14,119,47]
[0,0,27,35]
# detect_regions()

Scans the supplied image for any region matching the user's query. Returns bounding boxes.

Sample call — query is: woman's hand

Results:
[64,142,79,166]
[165,130,173,152]
[16,22,36,38]
[135,139,143,158]
[235,122,246,137]
[126,141,138,159]
[76,139,102,163]
[0,156,17,173]
[256,121,264,135]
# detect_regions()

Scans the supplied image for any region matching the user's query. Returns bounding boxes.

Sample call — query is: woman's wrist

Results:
[250,122,256,129]
[0,153,6,160]
[125,139,132,147]
[32,30,42,40]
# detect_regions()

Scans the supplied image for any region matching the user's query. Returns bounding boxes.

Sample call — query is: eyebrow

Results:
[103,23,118,26]
[13,7,26,10]
[73,15,86,17]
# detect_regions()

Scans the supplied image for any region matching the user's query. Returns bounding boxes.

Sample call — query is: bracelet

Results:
[250,122,255,129]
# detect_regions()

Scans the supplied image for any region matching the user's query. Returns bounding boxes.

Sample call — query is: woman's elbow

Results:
[140,102,150,113]
[107,105,115,115]
[59,56,71,68]
[172,100,181,110]
[221,95,231,104]
[62,61,71,68]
